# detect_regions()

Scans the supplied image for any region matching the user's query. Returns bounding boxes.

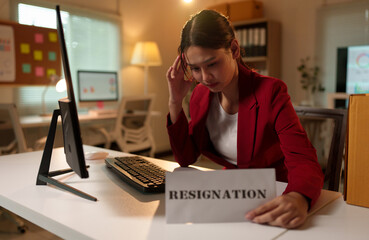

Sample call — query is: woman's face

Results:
[184,43,238,93]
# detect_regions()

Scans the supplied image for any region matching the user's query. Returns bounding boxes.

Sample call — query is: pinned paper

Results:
[22,64,31,73]
[48,51,56,61]
[47,68,56,77]
[166,168,276,224]
[34,33,44,43]
[0,25,15,82]
[48,32,57,42]
[20,43,30,54]
[35,66,44,77]
[33,50,43,61]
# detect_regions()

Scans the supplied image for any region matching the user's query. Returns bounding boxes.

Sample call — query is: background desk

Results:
[20,112,117,148]
[0,146,369,239]
[19,110,160,148]
[20,112,117,128]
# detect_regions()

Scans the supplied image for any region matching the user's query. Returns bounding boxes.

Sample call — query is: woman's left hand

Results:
[245,192,309,229]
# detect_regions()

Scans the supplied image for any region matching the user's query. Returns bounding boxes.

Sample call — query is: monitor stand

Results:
[36,109,97,201]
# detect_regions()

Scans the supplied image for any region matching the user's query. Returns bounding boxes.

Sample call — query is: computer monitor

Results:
[77,70,119,112]
[36,5,96,201]
[78,70,118,102]
[337,45,369,94]
[336,45,369,108]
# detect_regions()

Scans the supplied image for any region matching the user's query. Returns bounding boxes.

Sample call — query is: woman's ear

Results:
[230,39,240,59]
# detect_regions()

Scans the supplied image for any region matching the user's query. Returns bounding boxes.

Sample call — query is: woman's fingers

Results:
[245,192,308,229]
[171,55,182,78]
[167,55,185,80]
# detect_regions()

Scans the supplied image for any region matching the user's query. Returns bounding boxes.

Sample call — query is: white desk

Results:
[278,196,369,239]
[0,146,368,239]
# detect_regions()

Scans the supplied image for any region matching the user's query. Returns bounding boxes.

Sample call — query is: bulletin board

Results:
[0,20,61,85]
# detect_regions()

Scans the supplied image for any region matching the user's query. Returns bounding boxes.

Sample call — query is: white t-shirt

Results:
[206,94,238,164]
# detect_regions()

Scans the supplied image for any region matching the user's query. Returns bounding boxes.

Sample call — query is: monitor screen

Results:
[336,45,369,94]
[78,71,118,102]
[346,45,369,94]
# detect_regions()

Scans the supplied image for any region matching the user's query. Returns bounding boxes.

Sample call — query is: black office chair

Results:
[294,106,347,192]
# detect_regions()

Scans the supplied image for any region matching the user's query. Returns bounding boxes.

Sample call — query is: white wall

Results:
[0,0,361,153]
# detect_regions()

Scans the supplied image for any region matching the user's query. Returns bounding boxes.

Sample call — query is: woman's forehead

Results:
[185,46,228,65]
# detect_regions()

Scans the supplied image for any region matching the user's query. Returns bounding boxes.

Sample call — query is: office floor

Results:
[0,207,61,240]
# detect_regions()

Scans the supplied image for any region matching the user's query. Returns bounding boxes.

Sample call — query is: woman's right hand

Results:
[166,55,194,123]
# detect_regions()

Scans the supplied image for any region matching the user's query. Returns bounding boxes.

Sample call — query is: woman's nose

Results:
[201,69,210,81]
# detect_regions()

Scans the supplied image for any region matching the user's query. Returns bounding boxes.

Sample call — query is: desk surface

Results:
[0,146,368,239]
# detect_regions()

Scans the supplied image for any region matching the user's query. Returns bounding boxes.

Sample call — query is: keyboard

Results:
[105,156,166,193]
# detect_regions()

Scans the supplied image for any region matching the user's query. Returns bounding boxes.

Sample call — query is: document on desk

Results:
[165,168,276,223]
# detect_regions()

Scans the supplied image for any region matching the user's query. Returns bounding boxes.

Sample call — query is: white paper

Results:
[166,168,276,224]
[0,25,15,82]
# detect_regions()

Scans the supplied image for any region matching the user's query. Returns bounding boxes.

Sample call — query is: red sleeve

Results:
[269,80,323,206]
[166,109,200,167]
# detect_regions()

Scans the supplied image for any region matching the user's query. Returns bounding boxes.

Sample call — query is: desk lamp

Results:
[131,41,162,95]
[41,74,66,116]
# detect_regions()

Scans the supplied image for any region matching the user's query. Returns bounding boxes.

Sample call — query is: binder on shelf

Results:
[242,28,247,50]
[253,28,260,56]
[260,27,267,56]
[247,28,254,57]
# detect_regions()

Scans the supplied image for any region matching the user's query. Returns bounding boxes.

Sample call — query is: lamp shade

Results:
[131,41,162,66]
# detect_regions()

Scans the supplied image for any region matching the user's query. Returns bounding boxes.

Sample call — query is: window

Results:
[14,2,121,115]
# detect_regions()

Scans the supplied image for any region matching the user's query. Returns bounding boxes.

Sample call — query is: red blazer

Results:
[167,64,323,206]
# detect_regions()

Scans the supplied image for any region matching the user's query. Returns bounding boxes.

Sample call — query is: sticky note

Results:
[35,67,44,77]
[22,64,31,73]
[49,32,57,42]
[20,43,30,54]
[47,69,56,77]
[48,51,56,61]
[35,33,44,43]
[96,101,104,109]
[34,50,43,61]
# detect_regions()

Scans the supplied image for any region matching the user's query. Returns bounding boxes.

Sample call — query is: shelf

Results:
[234,19,281,78]
[243,56,267,62]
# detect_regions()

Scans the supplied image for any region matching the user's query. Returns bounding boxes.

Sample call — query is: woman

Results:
[166,9,323,229]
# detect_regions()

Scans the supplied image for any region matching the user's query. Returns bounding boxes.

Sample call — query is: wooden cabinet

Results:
[233,19,281,78]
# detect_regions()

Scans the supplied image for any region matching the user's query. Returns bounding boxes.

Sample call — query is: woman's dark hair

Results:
[178,9,248,73]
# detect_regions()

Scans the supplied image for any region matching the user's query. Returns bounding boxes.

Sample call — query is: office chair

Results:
[0,104,29,154]
[96,95,156,157]
[0,103,47,233]
[0,103,46,154]
[0,104,29,233]
[294,106,347,192]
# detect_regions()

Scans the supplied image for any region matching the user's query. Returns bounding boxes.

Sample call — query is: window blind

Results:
[15,3,120,115]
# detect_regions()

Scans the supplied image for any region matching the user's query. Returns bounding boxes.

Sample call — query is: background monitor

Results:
[336,45,369,108]
[336,45,369,94]
[77,70,119,110]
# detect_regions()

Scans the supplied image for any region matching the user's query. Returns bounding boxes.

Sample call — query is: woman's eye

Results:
[191,67,200,72]
[208,62,216,67]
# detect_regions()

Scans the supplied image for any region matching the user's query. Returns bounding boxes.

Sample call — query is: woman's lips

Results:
[205,82,219,88]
